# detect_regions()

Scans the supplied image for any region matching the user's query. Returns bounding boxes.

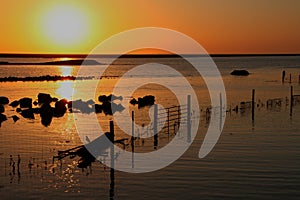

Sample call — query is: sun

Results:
[42,5,89,47]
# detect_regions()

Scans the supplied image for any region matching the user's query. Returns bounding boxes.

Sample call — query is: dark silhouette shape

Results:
[282,70,286,83]
[38,93,52,104]
[53,99,68,117]
[19,98,32,108]
[0,96,9,104]
[33,101,38,106]
[0,104,4,113]
[0,75,97,82]
[94,104,102,113]
[0,59,100,66]
[130,95,155,108]
[129,98,138,105]
[230,70,250,76]
[40,103,53,127]
[17,155,21,169]
[98,94,123,103]
[20,109,35,119]
[12,115,20,122]
[9,100,19,107]
[0,113,7,126]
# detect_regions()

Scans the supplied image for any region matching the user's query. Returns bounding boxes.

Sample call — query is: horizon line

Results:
[1,53,300,58]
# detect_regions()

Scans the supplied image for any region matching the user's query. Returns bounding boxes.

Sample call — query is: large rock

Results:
[230,70,250,76]
[54,99,68,117]
[19,98,32,108]
[0,96,9,105]
[9,100,20,107]
[38,93,52,104]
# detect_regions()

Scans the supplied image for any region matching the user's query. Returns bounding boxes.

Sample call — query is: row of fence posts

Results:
[251,85,296,122]
[281,71,300,84]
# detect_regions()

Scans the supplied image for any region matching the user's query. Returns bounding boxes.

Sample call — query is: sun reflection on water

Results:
[59,66,73,76]
[56,81,74,100]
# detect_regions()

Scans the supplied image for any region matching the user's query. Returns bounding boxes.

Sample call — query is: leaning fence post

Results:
[187,95,191,143]
[153,104,158,149]
[220,93,223,131]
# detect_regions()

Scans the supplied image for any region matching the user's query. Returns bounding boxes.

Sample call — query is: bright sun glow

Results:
[42,5,89,47]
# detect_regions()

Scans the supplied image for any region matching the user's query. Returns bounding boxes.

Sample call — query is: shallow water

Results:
[0,56,300,199]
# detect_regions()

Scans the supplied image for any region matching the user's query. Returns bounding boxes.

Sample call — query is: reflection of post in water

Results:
[290,85,293,117]
[131,111,135,169]
[109,120,115,200]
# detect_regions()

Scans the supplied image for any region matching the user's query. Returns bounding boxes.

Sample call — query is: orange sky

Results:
[0,0,300,54]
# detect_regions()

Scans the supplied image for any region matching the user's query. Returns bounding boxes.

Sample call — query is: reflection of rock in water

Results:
[40,103,53,127]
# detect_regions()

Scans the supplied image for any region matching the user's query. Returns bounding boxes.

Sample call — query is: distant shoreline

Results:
[0,59,100,66]
[0,53,300,58]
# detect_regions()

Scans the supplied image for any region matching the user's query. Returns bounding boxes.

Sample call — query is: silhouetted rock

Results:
[52,97,58,102]
[33,101,38,106]
[86,99,95,105]
[0,105,4,113]
[9,100,20,107]
[72,99,93,114]
[129,98,138,105]
[0,113,7,126]
[38,93,52,104]
[98,94,122,103]
[21,109,34,119]
[130,95,155,108]
[12,115,20,122]
[230,70,250,76]
[54,99,68,117]
[40,103,53,127]
[101,101,125,115]
[19,98,32,108]
[0,96,9,105]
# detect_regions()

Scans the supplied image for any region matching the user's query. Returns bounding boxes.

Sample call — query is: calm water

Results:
[0,56,300,199]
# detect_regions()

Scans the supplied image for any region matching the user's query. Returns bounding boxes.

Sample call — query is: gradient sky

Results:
[0,0,300,54]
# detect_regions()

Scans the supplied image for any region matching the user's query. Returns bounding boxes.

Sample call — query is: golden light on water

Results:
[59,66,73,76]
[56,81,74,100]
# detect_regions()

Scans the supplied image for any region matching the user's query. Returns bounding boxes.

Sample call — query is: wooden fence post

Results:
[187,95,191,143]
[153,104,158,149]
[252,89,255,121]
